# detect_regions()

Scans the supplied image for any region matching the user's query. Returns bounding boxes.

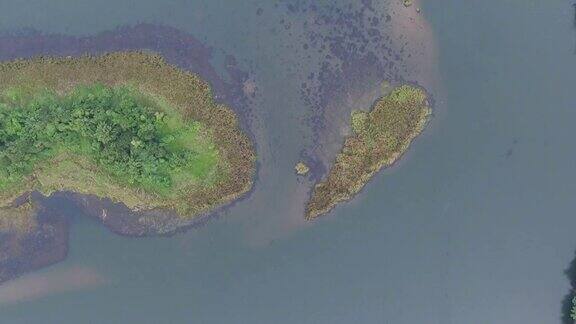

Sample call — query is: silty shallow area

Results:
[0,0,575,323]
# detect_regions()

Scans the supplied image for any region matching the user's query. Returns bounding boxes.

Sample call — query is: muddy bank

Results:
[0,193,68,285]
[0,23,256,284]
[66,191,236,237]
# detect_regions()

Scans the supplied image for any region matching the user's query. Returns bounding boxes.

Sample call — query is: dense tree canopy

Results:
[0,84,215,195]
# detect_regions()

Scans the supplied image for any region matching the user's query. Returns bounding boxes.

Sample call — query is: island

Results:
[0,52,255,240]
[305,85,431,219]
[294,162,310,176]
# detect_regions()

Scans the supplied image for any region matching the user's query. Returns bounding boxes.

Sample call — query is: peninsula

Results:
[305,85,431,219]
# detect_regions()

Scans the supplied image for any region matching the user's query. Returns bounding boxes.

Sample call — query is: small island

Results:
[305,85,431,219]
[0,52,256,235]
[294,162,310,176]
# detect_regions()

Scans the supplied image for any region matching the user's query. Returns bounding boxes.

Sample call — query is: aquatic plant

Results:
[306,85,430,219]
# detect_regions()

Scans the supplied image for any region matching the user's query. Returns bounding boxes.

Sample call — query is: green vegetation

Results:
[351,110,368,134]
[0,84,218,196]
[571,296,576,320]
[306,85,430,219]
[0,52,255,227]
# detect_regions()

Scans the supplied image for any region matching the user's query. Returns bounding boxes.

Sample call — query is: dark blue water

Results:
[0,1,575,323]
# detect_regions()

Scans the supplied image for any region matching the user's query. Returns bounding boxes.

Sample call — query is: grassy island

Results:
[0,52,255,233]
[295,162,310,176]
[306,85,430,219]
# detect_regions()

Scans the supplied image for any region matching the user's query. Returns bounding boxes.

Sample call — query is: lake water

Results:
[0,0,575,323]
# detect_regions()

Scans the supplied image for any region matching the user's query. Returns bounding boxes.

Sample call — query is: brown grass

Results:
[305,85,431,219]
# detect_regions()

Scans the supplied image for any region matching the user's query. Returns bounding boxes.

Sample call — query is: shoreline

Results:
[0,24,257,285]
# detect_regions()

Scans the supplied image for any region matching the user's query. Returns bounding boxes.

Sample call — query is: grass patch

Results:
[306,85,431,219]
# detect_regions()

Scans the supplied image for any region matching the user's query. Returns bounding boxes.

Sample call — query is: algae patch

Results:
[305,85,431,219]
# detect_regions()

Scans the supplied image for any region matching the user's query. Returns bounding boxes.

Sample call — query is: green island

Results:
[305,85,431,219]
[0,52,255,234]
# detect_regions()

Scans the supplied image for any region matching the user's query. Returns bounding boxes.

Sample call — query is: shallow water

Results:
[1,0,575,323]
